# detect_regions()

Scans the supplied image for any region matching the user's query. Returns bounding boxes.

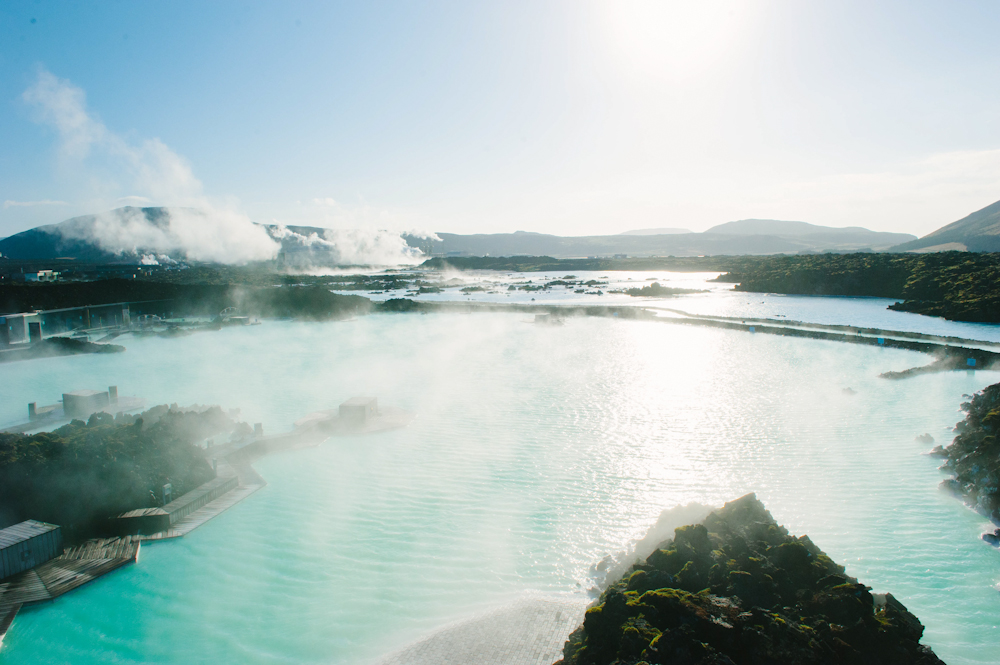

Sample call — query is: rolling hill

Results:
[0,207,918,264]
[890,199,1000,252]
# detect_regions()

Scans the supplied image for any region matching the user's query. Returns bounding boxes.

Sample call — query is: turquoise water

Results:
[1,311,999,663]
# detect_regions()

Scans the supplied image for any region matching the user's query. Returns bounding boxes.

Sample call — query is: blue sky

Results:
[2,0,1000,238]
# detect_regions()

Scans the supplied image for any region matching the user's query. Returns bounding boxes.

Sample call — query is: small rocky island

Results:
[619,282,704,298]
[939,382,1000,544]
[557,494,943,665]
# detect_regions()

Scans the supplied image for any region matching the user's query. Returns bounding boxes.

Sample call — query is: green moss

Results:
[560,494,944,665]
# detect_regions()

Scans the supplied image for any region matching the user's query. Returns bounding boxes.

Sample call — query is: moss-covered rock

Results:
[941,382,1000,526]
[557,494,944,665]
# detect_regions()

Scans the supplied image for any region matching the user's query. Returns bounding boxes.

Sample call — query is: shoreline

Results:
[938,382,1000,542]
[0,403,415,648]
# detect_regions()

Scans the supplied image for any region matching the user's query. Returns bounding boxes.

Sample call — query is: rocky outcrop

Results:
[0,336,125,364]
[557,494,944,665]
[940,383,1000,526]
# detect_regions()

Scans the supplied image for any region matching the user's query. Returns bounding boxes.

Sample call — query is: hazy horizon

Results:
[3,1,1000,241]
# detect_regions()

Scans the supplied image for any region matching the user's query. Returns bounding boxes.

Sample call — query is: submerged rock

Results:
[983,529,1000,547]
[556,494,945,665]
[915,433,935,444]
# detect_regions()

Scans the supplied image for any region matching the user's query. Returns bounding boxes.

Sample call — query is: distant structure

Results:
[0,303,133,347]
[0,520,63,580]
[8,386,142,434]
[339,397,379,424]
[114,474,239,535]
[22,269,60,283]
[63,388,113,418]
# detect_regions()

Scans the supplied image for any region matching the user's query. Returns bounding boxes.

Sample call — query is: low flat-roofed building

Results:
[63,389,110,418]
[339,397,379,424]
[0,520,63,580]
[24,270,60,283]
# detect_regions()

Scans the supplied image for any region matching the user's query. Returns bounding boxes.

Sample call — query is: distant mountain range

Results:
[403,220,915,258]
[619,227,692,235]
[889,199,1000,252]
[13,205,998,264]
[0,210,154,263]
[0,208,371,265]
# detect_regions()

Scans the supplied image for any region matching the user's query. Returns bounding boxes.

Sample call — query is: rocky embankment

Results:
[0,405,242,542]
[939,382,1000,543]
[0,279,371,321]
[718,252,1000,324]
[557,494,944,665]
[0,336,125,363]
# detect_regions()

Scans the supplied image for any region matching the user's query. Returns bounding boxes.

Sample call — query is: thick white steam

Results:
[51,207,280,264]
[22,69,433,267]
[270,225,435,268]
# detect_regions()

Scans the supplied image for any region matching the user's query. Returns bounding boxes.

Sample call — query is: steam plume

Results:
[22,68,432,267]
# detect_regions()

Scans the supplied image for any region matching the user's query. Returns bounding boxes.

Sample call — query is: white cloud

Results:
[23,70,203,201]
[21,69,279,263]
[17,70,433,265]
[748,149,1000,236]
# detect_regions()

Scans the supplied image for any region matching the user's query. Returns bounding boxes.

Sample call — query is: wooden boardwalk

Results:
[140,482,265,541]
[0,603,18,646]
[0,403,414,649]
[0,536,140,644]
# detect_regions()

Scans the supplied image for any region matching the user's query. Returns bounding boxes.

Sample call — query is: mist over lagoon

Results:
[7,3,1000,662]
[2,286,999,664]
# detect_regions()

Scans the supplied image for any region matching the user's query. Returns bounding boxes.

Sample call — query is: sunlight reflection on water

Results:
[0,310,998,664]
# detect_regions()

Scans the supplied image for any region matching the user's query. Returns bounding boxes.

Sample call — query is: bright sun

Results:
[596,0,752,82]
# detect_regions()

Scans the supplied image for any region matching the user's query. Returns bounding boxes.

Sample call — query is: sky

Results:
[2,0,1000,239]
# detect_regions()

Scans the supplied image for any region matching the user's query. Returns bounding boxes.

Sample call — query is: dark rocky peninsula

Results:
[557,494,944,665]
[718,252,1000,324]
[940,382,1000,540]
[0,405,246,543]
[0,279,371,321]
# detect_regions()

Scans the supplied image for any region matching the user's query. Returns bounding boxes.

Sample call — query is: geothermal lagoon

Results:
[1,282,999,664]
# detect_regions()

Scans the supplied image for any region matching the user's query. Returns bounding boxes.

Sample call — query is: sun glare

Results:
[596,0,752,82]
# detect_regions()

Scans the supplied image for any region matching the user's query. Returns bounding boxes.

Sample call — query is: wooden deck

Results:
[140,482,265,541]
[292,406,416,437]
[0,401,415,649]
[0,536,140,644]
[0,604,18,647]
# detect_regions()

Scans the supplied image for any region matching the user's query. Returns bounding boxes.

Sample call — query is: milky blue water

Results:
[1,307,998,664]
[347,269,1000,344]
